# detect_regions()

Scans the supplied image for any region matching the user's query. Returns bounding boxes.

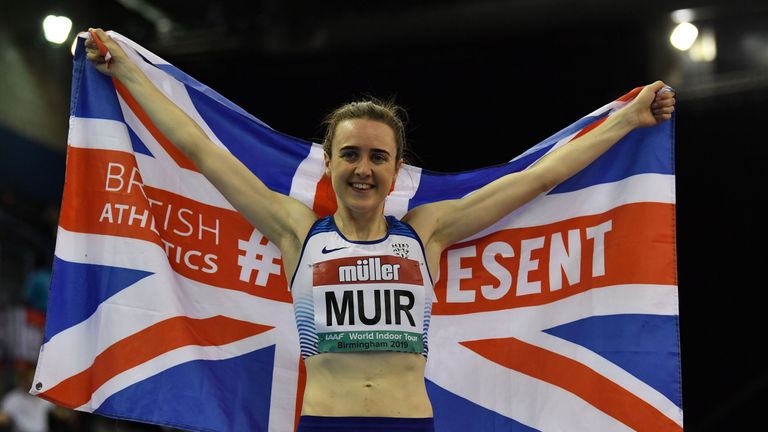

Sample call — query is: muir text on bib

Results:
[313,255,425,353]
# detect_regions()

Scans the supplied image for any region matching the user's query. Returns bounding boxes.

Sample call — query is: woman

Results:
[84,28,675,432]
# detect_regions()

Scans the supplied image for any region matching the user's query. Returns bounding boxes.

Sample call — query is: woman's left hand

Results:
[624,81,676,128]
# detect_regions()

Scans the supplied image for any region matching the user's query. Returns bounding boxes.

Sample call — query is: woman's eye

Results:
[340,151,357,160]
[372,153,388,163]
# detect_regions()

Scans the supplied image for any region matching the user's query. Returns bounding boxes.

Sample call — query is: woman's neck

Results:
[333,208,388,241]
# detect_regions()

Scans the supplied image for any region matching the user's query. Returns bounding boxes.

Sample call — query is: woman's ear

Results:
[323,151,331,177]
[389,159,404,194]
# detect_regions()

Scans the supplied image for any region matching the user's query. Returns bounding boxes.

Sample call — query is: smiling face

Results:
[324,118,403,216]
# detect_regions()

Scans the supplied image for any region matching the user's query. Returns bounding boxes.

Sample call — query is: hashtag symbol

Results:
[237,229,282,287]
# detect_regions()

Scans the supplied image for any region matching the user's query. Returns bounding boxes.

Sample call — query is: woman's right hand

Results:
[83,28,131,78]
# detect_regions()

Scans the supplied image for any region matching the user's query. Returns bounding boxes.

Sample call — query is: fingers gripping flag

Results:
[33,32,682,431]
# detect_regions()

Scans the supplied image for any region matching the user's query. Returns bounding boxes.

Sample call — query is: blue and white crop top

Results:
[290,215,434,359]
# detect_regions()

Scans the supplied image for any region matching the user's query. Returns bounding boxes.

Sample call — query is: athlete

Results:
[84,28,675,431]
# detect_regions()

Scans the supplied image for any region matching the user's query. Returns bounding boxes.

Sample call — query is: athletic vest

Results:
[291,215,434,359]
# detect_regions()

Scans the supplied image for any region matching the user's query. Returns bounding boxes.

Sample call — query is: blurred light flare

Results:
[689,29,717,62]
[670,22,699,51]
[43,15,73,44]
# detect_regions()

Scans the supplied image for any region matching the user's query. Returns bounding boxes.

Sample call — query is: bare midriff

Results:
[301,352,433,417]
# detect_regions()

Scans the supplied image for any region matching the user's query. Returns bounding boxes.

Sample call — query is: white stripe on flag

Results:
[289,143,325,209]
[385,164,423,219]
[68,117,133,152]
[267,338,302,432]
[54,226,167,273]
[463,173,675,242]
[430,284,679,343]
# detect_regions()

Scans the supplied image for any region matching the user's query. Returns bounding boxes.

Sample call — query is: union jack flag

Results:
[32,31,682,431]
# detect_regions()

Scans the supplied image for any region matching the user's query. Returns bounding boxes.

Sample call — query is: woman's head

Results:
[322,98,407,216]
[322,98,406,161]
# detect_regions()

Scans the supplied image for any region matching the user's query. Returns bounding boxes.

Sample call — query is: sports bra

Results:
[290,215,434,359]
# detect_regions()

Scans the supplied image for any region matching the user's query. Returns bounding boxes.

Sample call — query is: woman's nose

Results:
[354,159,372,177]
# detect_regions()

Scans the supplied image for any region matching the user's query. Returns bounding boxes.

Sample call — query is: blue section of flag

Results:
[552,122,675,194]
[71,42,125,122]
[44,257,153,343]
[127,124,154,157]
[95,345,276,432]
[184,85,312,195]
[544,314,682,408]
[427,379,539,431]
[409,146,550,210]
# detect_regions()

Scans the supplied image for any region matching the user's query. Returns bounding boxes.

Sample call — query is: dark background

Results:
[1,1,767,431]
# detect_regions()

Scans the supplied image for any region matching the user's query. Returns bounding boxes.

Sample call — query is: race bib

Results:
[312,255,425,353]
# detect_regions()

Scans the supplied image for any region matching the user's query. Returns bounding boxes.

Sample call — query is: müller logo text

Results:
[339,257,401,282]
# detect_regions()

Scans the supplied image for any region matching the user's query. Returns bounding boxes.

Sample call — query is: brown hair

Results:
[322,97,407,161]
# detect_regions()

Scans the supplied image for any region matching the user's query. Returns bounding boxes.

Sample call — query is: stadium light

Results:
[43,15,73,44]
[670,9,695,24]
[670,22,699,51]
[689,29,717,62]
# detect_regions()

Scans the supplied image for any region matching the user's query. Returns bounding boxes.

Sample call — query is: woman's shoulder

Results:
[387,215,423,241]
[302,215,335,239]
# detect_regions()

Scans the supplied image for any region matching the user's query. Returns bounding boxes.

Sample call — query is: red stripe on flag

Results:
[312,175,337,217]
[571,116,607,140]
[617,86,644,102]
[434,202,676,315]
[112,77,199,172]
[571,86,643,140]
[294,358,306,432]
[40,316,273,408]
[462,337,682,431]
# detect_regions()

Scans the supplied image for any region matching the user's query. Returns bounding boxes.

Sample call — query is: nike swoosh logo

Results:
[321,246,349,254]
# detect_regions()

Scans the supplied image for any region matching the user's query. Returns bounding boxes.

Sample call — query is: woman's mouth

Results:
[350,182,374,191]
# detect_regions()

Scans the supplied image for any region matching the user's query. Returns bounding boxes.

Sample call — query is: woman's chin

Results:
[343,197,384,215]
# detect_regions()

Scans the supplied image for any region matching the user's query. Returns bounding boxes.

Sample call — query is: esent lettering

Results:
[445,220,613,302]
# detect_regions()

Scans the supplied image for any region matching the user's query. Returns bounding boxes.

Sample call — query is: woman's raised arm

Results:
[404,81,675,256]
[84,29,317,257]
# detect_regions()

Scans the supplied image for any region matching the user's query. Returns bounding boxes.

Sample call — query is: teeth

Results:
[351,183,372,190]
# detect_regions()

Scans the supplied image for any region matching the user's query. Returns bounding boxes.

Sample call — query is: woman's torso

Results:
[286,215,435,417]
[302,352,432,416]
